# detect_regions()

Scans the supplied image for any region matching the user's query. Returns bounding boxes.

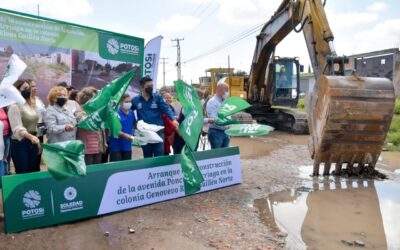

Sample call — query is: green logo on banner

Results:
[99,33,143,64]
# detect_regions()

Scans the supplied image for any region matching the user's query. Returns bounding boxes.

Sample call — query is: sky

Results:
[0,0,399,88]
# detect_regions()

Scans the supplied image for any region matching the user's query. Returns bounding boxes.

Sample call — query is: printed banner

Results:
[0,9,144,104]
[143,36,163,90]
[1,147,241,233]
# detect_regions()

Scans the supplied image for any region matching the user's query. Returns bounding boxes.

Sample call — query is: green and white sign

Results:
[1,147,241,233]
[0,9,144,103]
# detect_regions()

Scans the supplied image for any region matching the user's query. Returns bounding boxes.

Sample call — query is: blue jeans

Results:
[208,128,230,149]
[141,130,164,158]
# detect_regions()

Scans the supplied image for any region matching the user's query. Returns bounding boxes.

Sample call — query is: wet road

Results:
[0,131,399,250]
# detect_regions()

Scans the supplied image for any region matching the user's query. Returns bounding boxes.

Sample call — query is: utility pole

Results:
[37,4,40,16]
[160,57,168,87]
[171,38,184,80]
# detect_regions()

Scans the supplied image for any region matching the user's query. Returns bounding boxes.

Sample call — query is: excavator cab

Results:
[271,57,301,108]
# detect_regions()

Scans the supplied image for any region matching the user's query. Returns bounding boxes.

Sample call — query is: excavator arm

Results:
[248,0,396,175]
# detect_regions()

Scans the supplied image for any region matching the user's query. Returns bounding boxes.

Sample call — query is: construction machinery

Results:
[205,68,248,99]
[248,0,396,175]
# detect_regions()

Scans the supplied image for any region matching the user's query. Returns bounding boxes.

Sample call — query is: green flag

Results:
[42,140,86,180]
[181,145,204,195]
[174,80,204,151]
[226,124,274,137]
[214,117,239,126]
[77,69,137,138]
[174,80,205,195]
[217,96,251,119]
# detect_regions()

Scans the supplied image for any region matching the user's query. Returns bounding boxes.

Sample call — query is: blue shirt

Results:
[131,93,176,126]
[109,108,136,152]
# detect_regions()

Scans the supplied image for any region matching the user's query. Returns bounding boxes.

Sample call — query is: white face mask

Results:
[123,102,132,110]
[223,92,229,100]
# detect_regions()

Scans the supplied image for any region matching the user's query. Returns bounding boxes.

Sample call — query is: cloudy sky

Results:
[1,0,399,88]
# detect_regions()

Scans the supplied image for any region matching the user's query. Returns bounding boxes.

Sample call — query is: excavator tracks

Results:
[306,75,395,176]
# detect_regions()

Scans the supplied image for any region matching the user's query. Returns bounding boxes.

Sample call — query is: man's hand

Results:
[172,120,179,130]
[207,118,215,124]
[65,124,75,131]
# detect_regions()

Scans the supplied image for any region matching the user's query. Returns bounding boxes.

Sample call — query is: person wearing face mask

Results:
[26,79,46,171]
[75,87,107,165]
[131,76,179,158]
[7,79,41,173]
[206,82,231,149]
[108,94,136,161]
[44,86,77,144]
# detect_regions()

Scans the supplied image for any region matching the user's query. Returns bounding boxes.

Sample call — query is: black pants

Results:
[109,151,132,162]
[11,139,40,174]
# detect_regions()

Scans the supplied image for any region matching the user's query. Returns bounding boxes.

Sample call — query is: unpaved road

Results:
[0,132,399,250]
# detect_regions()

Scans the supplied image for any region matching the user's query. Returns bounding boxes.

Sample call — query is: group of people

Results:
[0,76,232,177]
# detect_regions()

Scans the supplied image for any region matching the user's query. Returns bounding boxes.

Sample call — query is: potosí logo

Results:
[22,190,45,219]
[106,38,139,56]
[60,186,84,213]
[107,38,119,55]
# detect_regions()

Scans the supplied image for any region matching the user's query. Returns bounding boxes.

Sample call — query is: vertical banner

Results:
[143,35,163,91]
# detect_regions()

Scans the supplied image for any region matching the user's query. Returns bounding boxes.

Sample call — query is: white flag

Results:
[0,54,27,108]
[1,54,27,86]
[143,36,163,91]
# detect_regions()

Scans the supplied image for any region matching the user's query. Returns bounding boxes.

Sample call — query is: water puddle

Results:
[254,166,400,250]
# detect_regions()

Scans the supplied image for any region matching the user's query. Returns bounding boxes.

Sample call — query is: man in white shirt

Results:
[206,82,230,149]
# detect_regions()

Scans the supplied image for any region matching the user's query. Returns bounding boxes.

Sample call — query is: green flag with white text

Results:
[174,80,205,195]
[214,117,239,126]
[226,124,274,137]
[174,80,204,151]
[42,140,86,180]
[217,96,251,119]
[77,69,137,138]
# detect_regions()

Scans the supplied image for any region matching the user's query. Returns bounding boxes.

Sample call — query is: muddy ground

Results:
[0,132,399,250]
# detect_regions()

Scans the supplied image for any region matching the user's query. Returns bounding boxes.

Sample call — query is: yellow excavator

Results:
[248,0,396,175]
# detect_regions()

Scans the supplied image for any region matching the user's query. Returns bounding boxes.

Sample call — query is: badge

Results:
[150,102,158,109]
[138,102,142,109]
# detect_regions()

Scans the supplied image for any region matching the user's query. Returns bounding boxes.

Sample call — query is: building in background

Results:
[346,48,400,96]
[298,48,400,96]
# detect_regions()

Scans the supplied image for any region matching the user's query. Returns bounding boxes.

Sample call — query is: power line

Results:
[176,0,216,38]
[182,3,219,39]
[183,20,266,64]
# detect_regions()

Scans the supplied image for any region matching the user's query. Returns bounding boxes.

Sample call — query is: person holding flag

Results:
[206,82,231,149]
[108,93,137,161]
[131,76,179,158]
[7,79,41,173]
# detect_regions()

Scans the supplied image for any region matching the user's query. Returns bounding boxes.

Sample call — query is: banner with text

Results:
[143,35,162,91]
[0,9,144,103]
[1,147,241,233]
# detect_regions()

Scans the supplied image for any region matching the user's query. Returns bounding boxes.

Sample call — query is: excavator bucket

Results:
[306,75,395,175]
